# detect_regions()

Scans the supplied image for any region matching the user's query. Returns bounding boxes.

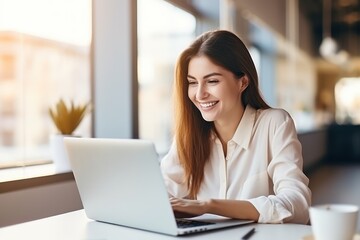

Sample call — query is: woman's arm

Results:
[207,199,260,220]
[246,110,311,224]
[170,197,259,221]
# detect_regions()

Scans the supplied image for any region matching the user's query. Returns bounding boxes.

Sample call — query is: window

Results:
[0,0,92,168]
[137,0,196,154]
[0,54,15,79]
[335,77,360,124]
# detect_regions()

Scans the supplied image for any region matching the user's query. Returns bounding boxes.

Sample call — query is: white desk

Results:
[0,210,313,240]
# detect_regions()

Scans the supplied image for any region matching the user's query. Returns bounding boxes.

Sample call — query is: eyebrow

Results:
[187,72,223,80]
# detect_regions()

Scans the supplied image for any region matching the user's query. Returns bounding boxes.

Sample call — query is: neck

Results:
[214,106,245,153]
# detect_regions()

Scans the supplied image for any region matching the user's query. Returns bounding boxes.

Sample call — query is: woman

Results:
[160,30,311,224]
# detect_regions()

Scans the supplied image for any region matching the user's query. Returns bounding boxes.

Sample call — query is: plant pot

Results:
[50,134,73,173]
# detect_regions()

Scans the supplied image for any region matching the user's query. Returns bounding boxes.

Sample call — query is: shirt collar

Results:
[231,105,257,150]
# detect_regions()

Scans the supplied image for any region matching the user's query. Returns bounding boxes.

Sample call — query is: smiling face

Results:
[187,55,247,125]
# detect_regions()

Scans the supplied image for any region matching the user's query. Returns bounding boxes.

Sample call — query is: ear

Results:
[238,75,249,93]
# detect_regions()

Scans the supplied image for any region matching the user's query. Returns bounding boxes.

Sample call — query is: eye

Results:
[188,80,198,85]
[207,79,219,84]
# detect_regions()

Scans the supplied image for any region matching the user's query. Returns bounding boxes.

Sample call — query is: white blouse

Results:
[160,105,312,224]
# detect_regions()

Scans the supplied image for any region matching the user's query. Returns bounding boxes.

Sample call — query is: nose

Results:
[196,83,208,100]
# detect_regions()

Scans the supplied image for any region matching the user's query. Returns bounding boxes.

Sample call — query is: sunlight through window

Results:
[335,77,360,124]
[0,0,92,168]
[138,0,196,154]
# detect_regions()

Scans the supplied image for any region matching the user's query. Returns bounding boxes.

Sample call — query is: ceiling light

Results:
[320,36,338,58]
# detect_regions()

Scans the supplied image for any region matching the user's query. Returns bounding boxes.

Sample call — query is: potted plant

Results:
[49,99,90,172]
[49,99,90,135]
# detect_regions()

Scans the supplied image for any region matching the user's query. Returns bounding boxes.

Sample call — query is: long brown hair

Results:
[173,30,270,199]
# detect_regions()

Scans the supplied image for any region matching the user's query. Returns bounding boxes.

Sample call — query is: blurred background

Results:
[0,0,359,228]
[1,0,359,165]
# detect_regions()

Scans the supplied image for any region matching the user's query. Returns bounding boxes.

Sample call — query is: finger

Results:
[169,197,179,204]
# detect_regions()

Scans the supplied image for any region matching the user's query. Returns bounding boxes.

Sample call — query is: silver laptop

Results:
[64,137,253,236]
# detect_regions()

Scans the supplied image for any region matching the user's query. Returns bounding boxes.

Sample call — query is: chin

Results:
[201,114,216,122]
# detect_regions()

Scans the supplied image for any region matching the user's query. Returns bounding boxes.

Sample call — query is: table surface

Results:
[0,210,314,240]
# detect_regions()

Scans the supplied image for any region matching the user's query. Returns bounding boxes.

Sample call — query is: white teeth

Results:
[199,102,217,108]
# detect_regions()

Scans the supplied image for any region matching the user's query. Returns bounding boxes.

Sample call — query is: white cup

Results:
[309,204,359,240]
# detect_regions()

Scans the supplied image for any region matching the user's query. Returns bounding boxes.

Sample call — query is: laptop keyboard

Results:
[176,219,215,229]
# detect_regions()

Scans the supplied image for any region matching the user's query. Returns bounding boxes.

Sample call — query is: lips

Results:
[198,101,218,109]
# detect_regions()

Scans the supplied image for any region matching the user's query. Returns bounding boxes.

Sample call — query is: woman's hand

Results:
[170,198,260,221]
[170,197,208,218]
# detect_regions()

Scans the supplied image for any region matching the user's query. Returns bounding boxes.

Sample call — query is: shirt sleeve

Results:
[247,111,312,224]
[160,141,189,198]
